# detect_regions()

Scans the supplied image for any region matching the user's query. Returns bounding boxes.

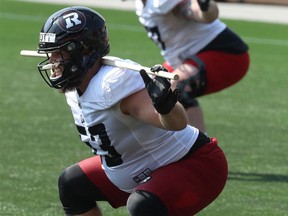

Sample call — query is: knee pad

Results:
[58,165,78,204]
[58,164,102,215]
[127,190,168,216]
[177,55,207,108]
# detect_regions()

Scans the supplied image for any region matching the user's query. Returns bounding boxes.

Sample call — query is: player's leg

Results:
[164,60,206,132]
[58,156,129,216]
[164,51,249,132]
[185,101,206,133]
[173,51,250,96]
[196,50,250,95]
[127,190,168,216]
[132,133,228,216]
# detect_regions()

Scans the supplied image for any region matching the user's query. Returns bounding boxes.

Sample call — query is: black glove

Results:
[197,0,210,11]
[140,65,178,115]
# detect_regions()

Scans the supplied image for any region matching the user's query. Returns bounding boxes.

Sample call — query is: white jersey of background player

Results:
[65,59,199,192]
[135,0,226,69]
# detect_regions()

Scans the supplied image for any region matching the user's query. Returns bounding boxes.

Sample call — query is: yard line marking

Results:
[0,12,45,22]
[243,37,288,47]
[1,12,287,47]
[108,23,144,32]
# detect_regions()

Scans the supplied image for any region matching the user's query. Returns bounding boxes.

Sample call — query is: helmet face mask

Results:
[38,45,81,90]
[37,6,110,91]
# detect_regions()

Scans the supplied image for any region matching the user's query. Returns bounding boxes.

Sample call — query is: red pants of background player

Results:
[79,138,228,216]
[164,51,250,95]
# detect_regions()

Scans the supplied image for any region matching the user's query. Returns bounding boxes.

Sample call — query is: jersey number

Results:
[145,26,166,50]
[88,123,123,167]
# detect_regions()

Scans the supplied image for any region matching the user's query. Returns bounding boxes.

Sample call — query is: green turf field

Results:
[0,0,288,215]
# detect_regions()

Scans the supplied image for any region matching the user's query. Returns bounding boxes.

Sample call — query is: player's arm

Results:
[172,0,219,23]
[120,66,187,131]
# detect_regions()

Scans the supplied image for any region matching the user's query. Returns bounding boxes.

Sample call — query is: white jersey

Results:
[135,0,227,68]
[65,58,199,192]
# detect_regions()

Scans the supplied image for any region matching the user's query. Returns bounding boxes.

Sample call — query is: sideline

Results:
[17,0,288,24]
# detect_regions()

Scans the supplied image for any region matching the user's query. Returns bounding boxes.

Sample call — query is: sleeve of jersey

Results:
[101,66,145,108]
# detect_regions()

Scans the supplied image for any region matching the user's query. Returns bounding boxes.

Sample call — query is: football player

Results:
[135,0,250,133]
[36,6,228,216]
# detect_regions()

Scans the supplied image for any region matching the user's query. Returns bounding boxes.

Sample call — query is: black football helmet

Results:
[37,6,110,90]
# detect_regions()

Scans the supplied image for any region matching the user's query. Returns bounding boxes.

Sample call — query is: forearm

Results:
[173,0,218,23]
[139,66,188,131]
[192,0,219,23]
[159,102,188,131]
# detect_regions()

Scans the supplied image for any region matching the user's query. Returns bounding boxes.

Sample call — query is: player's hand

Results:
[197,0,210,11]
[140,65,178,115]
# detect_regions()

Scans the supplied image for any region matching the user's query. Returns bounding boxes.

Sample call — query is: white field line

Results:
[243,37,288,47]
[15,0,288,24]
[2,12,287,47]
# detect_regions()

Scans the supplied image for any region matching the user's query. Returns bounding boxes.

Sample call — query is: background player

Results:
[135,0,250,132]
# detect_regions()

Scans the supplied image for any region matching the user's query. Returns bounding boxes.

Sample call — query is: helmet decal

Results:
[58,10,86,33]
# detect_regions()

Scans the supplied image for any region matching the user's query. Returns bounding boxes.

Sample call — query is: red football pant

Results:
[164,51,250,96]
[79,138,228,215]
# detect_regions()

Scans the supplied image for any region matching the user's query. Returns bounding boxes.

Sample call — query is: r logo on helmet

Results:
[58,10,86,33]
